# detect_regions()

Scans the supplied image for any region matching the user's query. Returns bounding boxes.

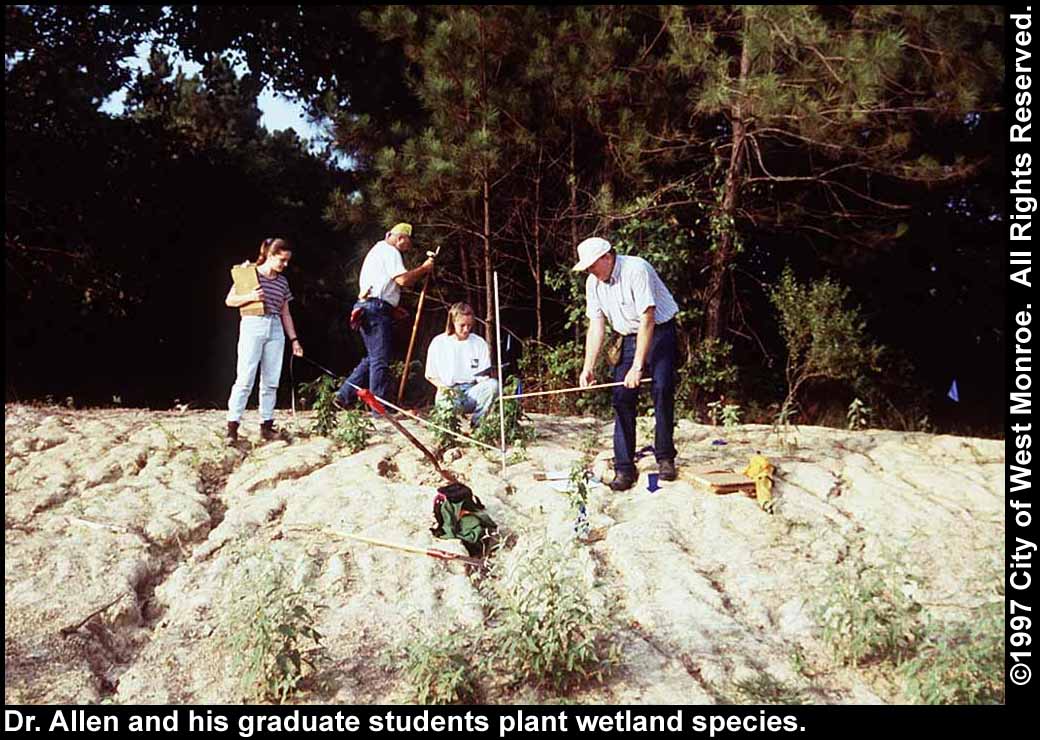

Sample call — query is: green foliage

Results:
[676,339,738,418]
[299,375,341,438]
[847,398,871,431]
[473,376,534,448]
[483,537,621,693]
[816,559,923,667]
[429,388,463,454]
[519,340,610,417]
[721,402,742,428]
[732,674,806,705]
[334,409,374,454]
[400,629,481,704]
[899,602,1004,704]
[223,554,325,703]
[770,266,883,421]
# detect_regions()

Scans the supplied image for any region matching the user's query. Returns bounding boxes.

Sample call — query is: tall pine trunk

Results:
[705,13,750,342]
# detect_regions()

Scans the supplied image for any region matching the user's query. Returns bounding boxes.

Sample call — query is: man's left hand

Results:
[624,366,642,389]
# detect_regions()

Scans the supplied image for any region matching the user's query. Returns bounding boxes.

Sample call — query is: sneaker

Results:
[226,421,239,444]
[658,458,677,482]
[260,420,278,441]
[609,469,638,492]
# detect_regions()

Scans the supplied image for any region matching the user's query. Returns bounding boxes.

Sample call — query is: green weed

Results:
[400,628,481,704]
[732,673,807,704]
[222,553,325,703]
[816,560,923,667]
[333,409,374,454]
[482,537,621,693]
[899,602,1004,704]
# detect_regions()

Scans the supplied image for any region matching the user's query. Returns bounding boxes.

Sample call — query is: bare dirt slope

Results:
[4,404,1003,704]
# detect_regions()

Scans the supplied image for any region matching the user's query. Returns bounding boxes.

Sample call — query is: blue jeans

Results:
[612,319,677,474]
[437,379,500,425]
[338,299,394,406]
[228,315,285,423]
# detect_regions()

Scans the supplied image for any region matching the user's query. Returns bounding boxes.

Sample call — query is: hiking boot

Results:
[658,458,678,482]
[259,420,278,441]
[226,421,239,444]
[609,469,638,492]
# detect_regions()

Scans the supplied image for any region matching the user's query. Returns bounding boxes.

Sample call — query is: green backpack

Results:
[430,482,497,557]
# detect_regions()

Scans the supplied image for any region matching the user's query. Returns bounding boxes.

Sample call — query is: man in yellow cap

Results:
[336,222,434,410]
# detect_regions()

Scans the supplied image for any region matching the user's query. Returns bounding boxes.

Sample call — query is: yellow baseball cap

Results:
[389,222,413,236]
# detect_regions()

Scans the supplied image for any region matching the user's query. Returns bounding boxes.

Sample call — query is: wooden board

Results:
[685,466,757,495]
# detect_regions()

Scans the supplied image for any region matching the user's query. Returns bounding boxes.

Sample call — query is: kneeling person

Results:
[425,303,499,426]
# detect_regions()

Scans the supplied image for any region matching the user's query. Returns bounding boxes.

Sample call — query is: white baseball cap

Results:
[572,237,612,272]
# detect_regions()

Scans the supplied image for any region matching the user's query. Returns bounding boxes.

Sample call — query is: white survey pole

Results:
[494,271,507,474]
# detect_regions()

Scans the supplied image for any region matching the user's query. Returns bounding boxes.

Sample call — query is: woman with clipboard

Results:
[224,237,304,443]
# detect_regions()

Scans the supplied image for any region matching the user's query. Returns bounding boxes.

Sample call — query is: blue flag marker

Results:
[515,379,522,397]
[647,472,661,493]
[947,379,960,403]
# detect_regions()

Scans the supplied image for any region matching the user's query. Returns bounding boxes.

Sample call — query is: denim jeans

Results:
[227,315,285,423]
[611,319,677,474]
[437,379,500,425]
[338,299,394,406]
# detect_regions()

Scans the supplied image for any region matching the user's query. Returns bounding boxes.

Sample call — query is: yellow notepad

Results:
[230,262,264,316]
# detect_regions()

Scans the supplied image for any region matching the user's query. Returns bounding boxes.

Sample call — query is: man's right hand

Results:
[422,256,435,273]
[579,368,595,388]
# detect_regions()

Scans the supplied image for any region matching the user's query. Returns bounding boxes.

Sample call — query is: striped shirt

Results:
[257,271,293,316]
[585,254,678,335]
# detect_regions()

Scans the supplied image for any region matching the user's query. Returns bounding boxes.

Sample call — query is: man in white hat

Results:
[574,236,680,490]
[336,222,434,410]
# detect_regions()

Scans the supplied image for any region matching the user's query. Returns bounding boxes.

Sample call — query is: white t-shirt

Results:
[358,240,406,306]
[585,254,679,335]
[425,333,492,387]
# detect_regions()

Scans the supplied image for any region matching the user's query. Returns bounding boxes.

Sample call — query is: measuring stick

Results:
[494,272,506,474]
[499,377,652,401]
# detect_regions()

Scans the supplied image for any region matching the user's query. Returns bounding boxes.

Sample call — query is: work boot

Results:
[260,420,278,441]
[226,421,239,444]
[609,469,638,492]
[658,458,678,482]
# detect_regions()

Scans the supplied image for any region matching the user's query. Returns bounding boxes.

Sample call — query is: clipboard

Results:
[231,262,264,316]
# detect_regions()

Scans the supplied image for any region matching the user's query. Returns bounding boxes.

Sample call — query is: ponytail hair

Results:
[256,237,292,265]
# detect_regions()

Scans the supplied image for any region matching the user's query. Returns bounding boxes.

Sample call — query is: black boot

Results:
[260,420,278,441]
[226,421,239,444]
[658,458,678,481]
[609,469,638,492]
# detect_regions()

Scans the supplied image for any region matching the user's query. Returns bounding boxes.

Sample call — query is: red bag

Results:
[349,306,364,331]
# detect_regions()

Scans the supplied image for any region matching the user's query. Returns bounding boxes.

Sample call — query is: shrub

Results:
[847,398,871,431]
[298,375,341,437]
[473,376,534,448]
[900,602,1004,704]
[429,388,463,455]
[223,554,324,703]
[482,537,621,693]
[769,266,882,424]
[676,338,738,418]
[519,340,611,417]
[816,560,923,667]
[400,628,481,704]
[334,409,374,453]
